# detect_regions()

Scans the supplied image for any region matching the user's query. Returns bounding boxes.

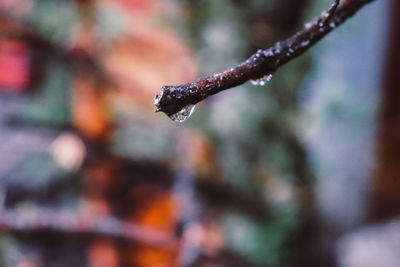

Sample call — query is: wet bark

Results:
[155,0,376,117]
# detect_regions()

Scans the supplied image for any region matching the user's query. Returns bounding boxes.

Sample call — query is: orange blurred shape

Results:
[130,190,181,267]
[88,238,119,267]
[0,40,30,92]
[71,76,113,140]
[178,131,218,175]
[131,190,180,232]
[133,246,179,267]
[102,28,197,111]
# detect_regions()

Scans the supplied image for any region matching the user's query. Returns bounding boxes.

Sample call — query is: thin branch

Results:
[155,0,375,116]
[0,208,178,247]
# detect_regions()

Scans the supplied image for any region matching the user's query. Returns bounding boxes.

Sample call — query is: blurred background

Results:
[0,0,399,266]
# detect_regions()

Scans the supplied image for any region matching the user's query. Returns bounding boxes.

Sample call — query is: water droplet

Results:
[300,40,310,47]
[304,22,313,29]
[169,104,195,123]
[250,74,273,86]
[154,87,164,106]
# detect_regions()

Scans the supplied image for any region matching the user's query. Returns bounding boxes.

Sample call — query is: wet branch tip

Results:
[154,0,375,121]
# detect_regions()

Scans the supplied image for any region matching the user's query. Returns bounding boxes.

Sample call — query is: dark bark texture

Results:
[155,0,376,116]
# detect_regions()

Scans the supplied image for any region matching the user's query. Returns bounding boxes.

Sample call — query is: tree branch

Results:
[0,208,178,247]
[154,0,375,116]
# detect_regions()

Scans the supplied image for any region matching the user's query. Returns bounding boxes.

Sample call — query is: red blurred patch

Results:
[0,40,30,92]
[102,0,158,14]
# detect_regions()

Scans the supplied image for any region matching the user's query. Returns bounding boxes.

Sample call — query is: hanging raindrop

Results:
[154,87,164,106]
[250,74,273,86]
[169,104,196,123]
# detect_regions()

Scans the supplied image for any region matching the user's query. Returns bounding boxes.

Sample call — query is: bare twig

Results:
[154,0,375,116]
[0,208,178,247]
